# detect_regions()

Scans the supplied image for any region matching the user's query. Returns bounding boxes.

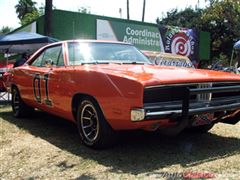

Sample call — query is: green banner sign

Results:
[97,19,164,51]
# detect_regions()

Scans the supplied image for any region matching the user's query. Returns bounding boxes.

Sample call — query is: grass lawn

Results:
[0,105,240,179]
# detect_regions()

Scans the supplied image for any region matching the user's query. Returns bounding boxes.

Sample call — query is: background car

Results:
[0,61,14,92]
[7,40,240,149]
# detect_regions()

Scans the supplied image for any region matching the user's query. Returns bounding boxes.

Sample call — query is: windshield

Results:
[67,42,150,65]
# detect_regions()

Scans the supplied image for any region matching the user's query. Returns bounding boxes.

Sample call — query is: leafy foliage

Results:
[38,3,56,16]
[20,10,39,26]
[157,0,240,63]
[156,8,203,29]
[78,7,91,14]
[0,26,12,35]
[15,0,39,26]
[200,0,240,60]
[15,0,37,20]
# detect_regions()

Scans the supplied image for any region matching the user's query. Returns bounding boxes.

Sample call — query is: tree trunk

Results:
[44,0,53,36]
[127,0,130,20]
[142,0,146,22]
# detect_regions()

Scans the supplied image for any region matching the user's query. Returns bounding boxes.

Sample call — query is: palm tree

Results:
[44,0,53,36]
[142,0,146,22]
[15,0,37,20]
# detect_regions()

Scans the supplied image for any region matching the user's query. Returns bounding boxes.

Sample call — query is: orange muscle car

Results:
[7,40,240,148]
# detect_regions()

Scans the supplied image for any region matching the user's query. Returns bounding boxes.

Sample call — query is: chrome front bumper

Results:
[131,85,240,122]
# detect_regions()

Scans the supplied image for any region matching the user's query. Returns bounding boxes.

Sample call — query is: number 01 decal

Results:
[33,73,52,106]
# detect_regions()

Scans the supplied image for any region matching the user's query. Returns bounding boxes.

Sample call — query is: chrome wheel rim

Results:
[13,90,20,114]
[80,103,99,143]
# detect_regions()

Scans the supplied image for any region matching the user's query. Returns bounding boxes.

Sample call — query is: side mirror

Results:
[45,59,54,68]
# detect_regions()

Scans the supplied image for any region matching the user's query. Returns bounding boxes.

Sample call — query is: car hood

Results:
[91,64,240,86]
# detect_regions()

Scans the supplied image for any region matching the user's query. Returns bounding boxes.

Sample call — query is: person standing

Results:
[13,53,28,67]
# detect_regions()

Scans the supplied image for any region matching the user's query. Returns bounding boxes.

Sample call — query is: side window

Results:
[31,52,45,67]
[43,46,63,66]
[31,45,64,67]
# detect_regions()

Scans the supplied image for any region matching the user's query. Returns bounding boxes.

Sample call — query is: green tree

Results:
[20,10,39,25]
[156,8,202,29]
[38,3,56,16]
[78,7,91,14]
[0,26,12,35]
[200,0,240,61]
[38,3,45,16]
[156,0,240,62]
[15,0,37,20]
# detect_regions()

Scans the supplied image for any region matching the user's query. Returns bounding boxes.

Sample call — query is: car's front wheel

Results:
[12,87,34,118]
[77,98,116,149]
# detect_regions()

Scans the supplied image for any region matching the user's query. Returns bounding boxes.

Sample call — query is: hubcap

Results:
[13,90,20,114]
[80,103,99,142]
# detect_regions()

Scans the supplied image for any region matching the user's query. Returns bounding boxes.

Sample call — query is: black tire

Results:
[76,98,116,149]
[12,87,34,118]
[190,123,215,133]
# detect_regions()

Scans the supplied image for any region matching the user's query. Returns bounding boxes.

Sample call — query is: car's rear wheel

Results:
[12,87,34,118]
[76,98,116,149]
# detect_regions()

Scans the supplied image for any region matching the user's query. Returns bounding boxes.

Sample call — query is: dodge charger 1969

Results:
[6,40,240,148]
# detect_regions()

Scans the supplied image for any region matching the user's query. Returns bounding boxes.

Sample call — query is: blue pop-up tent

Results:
[230,40,240,66]
[233,40,240,50]
[0,31,58,53]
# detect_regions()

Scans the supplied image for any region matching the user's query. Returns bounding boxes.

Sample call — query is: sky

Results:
[0,0,208,30]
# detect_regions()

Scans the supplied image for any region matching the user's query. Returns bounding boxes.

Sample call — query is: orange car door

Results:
[41,44,72,117]
[24,45,64,113]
